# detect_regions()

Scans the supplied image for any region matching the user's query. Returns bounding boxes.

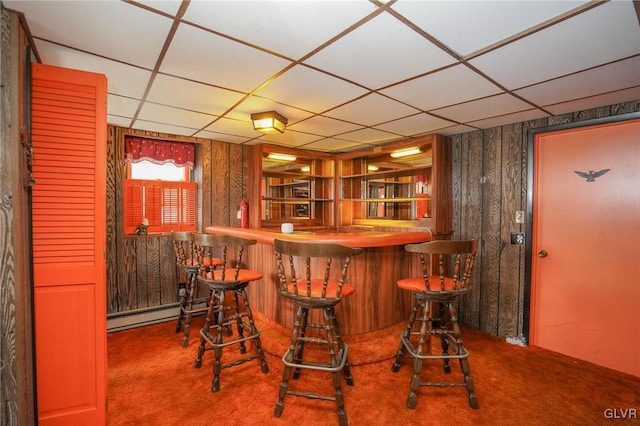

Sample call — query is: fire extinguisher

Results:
[239,198,248,228]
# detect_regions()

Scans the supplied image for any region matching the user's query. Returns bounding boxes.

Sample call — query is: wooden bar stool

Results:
[172,231,222,347]
[273,239,363,426]
[193,233,269,393]
[391,239,479,409]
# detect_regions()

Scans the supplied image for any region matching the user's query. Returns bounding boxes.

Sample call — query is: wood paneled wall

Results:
[103,101,640,334]
[0,7,36,425]
[451,100,640,339]
[105,126,247,314]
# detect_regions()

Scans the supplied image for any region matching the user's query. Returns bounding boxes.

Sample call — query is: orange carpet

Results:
[107,313,640,425]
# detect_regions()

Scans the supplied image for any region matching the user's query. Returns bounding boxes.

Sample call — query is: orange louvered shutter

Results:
[124,180,144,234]
[31,63,107,426]
[124,179,197,233]
[181,182,197,230]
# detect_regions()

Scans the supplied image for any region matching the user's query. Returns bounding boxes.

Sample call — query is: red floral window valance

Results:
[125,137,195,166]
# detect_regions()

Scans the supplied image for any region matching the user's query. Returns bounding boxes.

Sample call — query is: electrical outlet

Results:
[515,210,525,224]
[510,232,525,245]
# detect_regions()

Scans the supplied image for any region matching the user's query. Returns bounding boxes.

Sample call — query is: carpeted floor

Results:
[107,313,640,425]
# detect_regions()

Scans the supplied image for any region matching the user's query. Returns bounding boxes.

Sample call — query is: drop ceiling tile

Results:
[192,130,252,144]
[204,116,262,139]
[130,119,201,139]
[181,1,376,59]
[108,95,141,119]
[258,131,325,148]
[6,1,173,69]
[137,103,217,130]
[467,109,549,130]
[391,0,589,56]
[543,86,640,116]
[436,124,480,137]
[470,1,640,89]
[373,113,457,137]
[381,64,503,111]
[255,65,369,113]
[338,127,403,145]
[303,138,364,152]
[147,74,246,115]
[37,40,152,99]
[304,11,456,89]
[325,93,419,126]
[432,93,532,123]
[287,115,364,137]
[107,115,132,129]
[515,56,640,107]
[135,0,183,16]
[161,23,291,93]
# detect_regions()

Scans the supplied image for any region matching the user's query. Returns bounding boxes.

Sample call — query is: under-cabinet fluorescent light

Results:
[267,153,297,162]
[301,166,310,173]
[367,165,379,171]
[390,147,421,158]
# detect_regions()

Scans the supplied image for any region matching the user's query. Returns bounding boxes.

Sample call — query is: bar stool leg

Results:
[238,288,269,374]
[323,307,348,426]
[391,295,421,372]
[275,305,305,418]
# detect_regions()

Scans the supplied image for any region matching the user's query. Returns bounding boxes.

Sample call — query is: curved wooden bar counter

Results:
[205,226,432,335]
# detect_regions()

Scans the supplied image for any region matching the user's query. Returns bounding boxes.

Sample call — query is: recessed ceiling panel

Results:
[161,23,290,93]
[469,1,640,90]
[181,0,376,59]
[304,12,456,89]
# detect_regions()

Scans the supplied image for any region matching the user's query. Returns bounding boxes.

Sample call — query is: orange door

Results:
[531,118,640,377]
[31,63,107,425]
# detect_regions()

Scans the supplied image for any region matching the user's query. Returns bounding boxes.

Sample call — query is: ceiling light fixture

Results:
[367,165,379,172]
[267,153,297,162]
[390,147,421,158]
[251,111,288,134]
[301,166,310,173]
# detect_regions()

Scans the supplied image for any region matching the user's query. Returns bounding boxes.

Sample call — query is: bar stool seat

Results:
[273,239,363,426]
[193,233,269,393]
[172,231,223,347]
[391,239,479,410]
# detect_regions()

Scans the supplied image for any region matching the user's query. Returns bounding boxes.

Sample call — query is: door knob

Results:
[538,250,548,258]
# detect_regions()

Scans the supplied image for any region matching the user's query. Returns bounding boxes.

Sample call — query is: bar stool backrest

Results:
[192,233,257,283]
[274,239,363,303]
[172,231,196,267]
[405,239,478,294]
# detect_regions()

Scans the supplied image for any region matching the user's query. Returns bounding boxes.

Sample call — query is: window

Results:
[124,137,197,234]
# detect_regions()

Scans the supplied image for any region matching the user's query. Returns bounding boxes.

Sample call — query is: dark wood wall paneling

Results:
[1,7,36,425]
[451,100,640,339]
[106,126,247,315]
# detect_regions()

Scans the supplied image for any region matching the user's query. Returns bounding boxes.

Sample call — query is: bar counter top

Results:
[204,225,432,247]
[204,225,433,335]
